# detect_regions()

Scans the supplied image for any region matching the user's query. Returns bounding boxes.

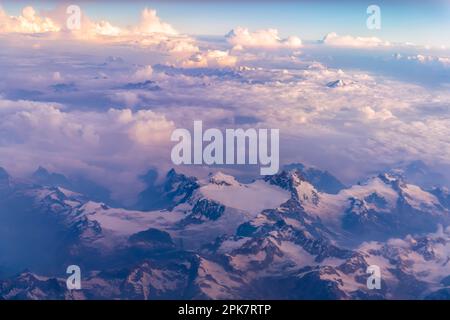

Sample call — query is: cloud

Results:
[0,6,60,33]
[131,65,153,82]
[321,32,389,47]
[0,98,175,202]
[0,6,199,56]
[72,7,199,56]
[67,7,196,50]
[91,20,122,37]
[226,27,302,50]
[360,106,395,121]
[181,50,237,68]
[134,8,178,35]
[1,4,450,200]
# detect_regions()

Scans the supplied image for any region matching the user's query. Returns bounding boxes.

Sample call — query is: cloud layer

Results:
[321,32,389,47]
[0,5,449,204]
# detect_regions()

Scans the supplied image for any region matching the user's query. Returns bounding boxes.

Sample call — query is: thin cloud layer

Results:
[321,32,389,47]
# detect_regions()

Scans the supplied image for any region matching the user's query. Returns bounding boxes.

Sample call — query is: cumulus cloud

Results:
[226,27,302,50]
[134,8,178,35]
[0,6,60,33]
[131,65,154,82]
[321,32,389,47]
[0,6,199,56]
[181,50,237,68]
[91,20,122,37]
[68,7,198,54]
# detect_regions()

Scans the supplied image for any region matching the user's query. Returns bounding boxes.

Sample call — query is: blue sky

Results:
[2,0,450,46]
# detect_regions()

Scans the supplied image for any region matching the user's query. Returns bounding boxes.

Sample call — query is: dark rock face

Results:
[181,199,225,225]
[129,228,173,245]
[283,163,345,194]
[128,228,175,252]
[121,80,161,91]
[425,288,450,300]
[30,167,113,205]
[137,169,200,210]
[342,174,449,240]
[430,187,450,209]
[342,197,392,236]
[441,275,450,286]
[0,273,69,300]
[326,79,347,88]
[32,167,71,187]
[191,199,225,221]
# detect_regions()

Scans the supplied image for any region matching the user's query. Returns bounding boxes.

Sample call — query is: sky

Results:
[1,0,450,47]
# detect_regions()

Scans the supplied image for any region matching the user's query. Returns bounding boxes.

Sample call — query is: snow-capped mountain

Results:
[326,79,350,88]
[384,160,449,190]
[0,165,448,299]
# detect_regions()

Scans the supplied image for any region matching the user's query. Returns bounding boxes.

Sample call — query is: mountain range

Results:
[0,163,448,299]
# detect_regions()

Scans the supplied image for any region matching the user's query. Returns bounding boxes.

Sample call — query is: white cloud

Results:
[321,32,389,47]
[0,6,60,33]
[132,65,153,82]
[395,53,450,68]
[0,6,199,56]
[134,8,178,35]
[360,106,395,121]
[226,27,302,50]
[181,50,237,68]
[70,7,199,56]
[0,98,175,201]
[92,20,123,37]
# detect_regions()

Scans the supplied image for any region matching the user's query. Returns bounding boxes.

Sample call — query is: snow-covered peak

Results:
[197,175,290,216]
[208,171,240,186]
[327,79,347,88]
[377,172,401,184]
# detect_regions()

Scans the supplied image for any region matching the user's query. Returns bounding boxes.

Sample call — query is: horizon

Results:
[0,0,449,47]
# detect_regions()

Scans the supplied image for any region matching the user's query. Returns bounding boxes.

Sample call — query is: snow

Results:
[218,237,251,254]
[81,202,184,239]
[402,184,441,211]
[196,258,242,299]
[273,240,316,269]
[209,171,239,186]
[304,176,399,227]
[64,200,82,207]
[358,228,450,286]
[57,187,82,198]
[293,179,320,211]
[199,179,290,216]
